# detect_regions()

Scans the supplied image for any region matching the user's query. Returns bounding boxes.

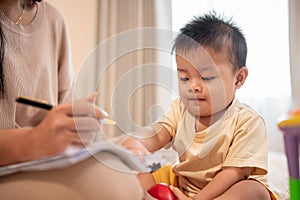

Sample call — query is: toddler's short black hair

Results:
[173,11,247,71]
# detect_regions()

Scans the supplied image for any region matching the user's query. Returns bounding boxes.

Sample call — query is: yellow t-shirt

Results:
[157,98,268,197]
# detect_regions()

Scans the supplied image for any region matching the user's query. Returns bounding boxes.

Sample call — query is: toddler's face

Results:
[176,47,239,117]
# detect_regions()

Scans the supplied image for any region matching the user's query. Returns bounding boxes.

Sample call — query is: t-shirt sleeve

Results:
[223,110,268,175]
[155,98,184,138]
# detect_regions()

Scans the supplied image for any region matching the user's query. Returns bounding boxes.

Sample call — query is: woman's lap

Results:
[0,152,144,200]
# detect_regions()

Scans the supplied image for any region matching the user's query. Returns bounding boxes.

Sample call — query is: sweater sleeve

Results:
[56,10,74,104]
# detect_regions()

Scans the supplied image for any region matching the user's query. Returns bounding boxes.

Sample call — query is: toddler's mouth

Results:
[189,96,206,101]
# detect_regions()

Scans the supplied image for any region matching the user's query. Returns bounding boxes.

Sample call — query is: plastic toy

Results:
[278,108,300,200]
[148,183,175,200]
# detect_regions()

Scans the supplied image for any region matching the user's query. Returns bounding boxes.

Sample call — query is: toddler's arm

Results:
[122,122,172,154]
[192,167,253,200]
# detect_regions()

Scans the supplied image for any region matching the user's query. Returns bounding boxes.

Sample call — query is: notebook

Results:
[0,140,160,177]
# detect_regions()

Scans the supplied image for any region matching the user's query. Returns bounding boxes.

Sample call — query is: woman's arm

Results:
[0,128,33,166]
[0,105,81,166]
[0,96,107,166]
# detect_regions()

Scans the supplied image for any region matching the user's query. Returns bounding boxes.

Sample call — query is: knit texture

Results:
[0,1,74,129]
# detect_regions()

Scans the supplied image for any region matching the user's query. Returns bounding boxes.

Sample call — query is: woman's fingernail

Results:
[100,108,109,117]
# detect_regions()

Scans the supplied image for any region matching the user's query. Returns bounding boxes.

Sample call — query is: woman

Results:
[0,0,144,199]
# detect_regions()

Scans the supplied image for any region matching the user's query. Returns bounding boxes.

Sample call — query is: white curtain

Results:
[289,0,300,109]
[75,0,174,138]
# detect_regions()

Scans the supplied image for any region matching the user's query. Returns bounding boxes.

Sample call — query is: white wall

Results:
[47,0,99,74]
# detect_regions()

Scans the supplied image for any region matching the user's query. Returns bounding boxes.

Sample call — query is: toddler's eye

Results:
[180,77,189,82]
[202,77,215,81]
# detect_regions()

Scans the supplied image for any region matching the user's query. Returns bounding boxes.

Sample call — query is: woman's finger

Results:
[77,131,96,145]
[73,117,101,132]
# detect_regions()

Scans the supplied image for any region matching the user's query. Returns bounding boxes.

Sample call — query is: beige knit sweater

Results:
[0,1,74,129]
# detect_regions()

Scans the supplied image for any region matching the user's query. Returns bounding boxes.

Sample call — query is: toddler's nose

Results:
[188,78,203,93]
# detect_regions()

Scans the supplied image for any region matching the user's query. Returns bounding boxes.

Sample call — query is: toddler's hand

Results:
[122,137,151,160]
[169,186,192,200]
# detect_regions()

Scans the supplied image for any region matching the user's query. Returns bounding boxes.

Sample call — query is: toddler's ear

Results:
[235,67,248,89]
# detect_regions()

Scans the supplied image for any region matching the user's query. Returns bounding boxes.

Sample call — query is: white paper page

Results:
[0,140,152,177]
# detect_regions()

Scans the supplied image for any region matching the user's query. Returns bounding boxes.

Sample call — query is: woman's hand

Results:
[22,94,107,161]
